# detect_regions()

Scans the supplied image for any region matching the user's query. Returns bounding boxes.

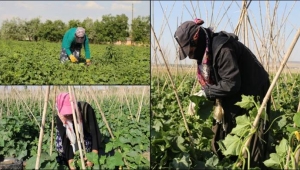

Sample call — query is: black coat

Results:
[205,31,270,168]
[204,31,269,100]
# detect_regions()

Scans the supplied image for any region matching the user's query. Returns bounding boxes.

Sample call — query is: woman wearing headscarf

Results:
[60,27,91,66]
[174,19,270,169]
[55,92,102,169]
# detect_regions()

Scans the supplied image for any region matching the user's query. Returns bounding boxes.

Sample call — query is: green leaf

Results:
[170,153,191,169]
[126,150,138,157]
[231,115,251,136]
[119,136,130,144]
[189,95,214,120]
[276,138,288,157]
[293,112,300,127]
[25,155,38,169]
[286,126,298,134]
[205,155,219,167]
[263,153,281,168]
[86,152,99,165]
[105,142,114,153]
[106,152,124,169]
[176,136,188,152]
[278,116,287,129]
[153,119,163,132]
[17,150,27,160]
[0,138,4,147]
[222,134,242,156]
[235,95,254,109]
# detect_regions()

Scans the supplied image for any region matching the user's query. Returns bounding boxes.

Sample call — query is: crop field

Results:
[0,86,150,169]
[0,40,150,85]
[151,70,300,169]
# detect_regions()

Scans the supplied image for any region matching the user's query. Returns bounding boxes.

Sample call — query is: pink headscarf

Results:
[56,93,73,116]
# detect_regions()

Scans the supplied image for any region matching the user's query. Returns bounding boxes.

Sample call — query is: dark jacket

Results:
[206,31,270,168]
[204,31,269,105]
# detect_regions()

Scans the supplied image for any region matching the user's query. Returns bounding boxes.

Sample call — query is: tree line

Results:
[0,14,150,44]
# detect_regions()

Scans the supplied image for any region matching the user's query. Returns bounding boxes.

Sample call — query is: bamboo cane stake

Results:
[35,86,50,170]
[71,86,87,156]
[14,88,40,128]
[49,86,57,156]
[136,86,146,122]
[40,86,42,116]
[68,86,86,169]
[151,24,197,161]
[6,87,10,116]
[123,88,134,121]
[242,28,300,161]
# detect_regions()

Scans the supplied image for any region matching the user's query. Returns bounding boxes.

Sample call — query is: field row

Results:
[0,40,150,85]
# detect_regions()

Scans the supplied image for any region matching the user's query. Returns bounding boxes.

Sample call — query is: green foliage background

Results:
[151,73,300,169]
[0,87,150,169]
[0,40,150,85]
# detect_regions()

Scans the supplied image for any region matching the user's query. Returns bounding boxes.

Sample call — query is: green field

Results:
[0,40,150,85]
[0,86,150,169]
[151,71,300,169]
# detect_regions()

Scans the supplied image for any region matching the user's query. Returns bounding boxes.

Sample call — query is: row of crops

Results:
[0,86,150,169]
[0,40,150,85]
[151,71,300,169]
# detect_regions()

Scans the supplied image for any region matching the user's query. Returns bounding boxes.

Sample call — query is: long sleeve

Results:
[62,28,76,56]
[83,35,91,59]
[85,103,102,151]
[204,47,241,99]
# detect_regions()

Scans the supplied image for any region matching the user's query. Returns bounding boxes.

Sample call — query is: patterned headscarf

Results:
[194,18,216,88]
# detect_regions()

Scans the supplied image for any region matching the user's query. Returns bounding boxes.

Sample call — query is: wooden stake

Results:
[136,86,146,122]
[35,86,50,169]
[71,86,87,156]
[68,86,86,169]
[49,86,57,156]
[242,28,300,162]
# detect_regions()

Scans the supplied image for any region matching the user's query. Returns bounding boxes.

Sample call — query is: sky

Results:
[0,1,150,25]
[151,1,300,65]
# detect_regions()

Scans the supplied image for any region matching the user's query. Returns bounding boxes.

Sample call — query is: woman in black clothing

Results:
[174,18,270,169]
[55,92,102,169]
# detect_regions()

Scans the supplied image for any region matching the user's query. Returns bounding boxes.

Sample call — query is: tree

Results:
[81,17,95,43]
[24,17,41,41]
[0,17,26,40]
[98,14,129,43]
[68,19,81,28]
[38,19,66,42]
[132,16,150,44]
[52,20,67,42]
[92,19,103,44]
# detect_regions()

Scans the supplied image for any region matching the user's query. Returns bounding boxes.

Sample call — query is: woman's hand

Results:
[84,157,94,168]
[86,160,94,167]
[68,159,76,170]
[92,149,98,154]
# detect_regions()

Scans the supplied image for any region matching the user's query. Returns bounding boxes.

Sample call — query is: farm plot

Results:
[0,86,150,169]
[151,72,300,169]
[0,40,150,85]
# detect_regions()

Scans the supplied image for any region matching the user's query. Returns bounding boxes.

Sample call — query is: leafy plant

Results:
[151,73,300,169]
